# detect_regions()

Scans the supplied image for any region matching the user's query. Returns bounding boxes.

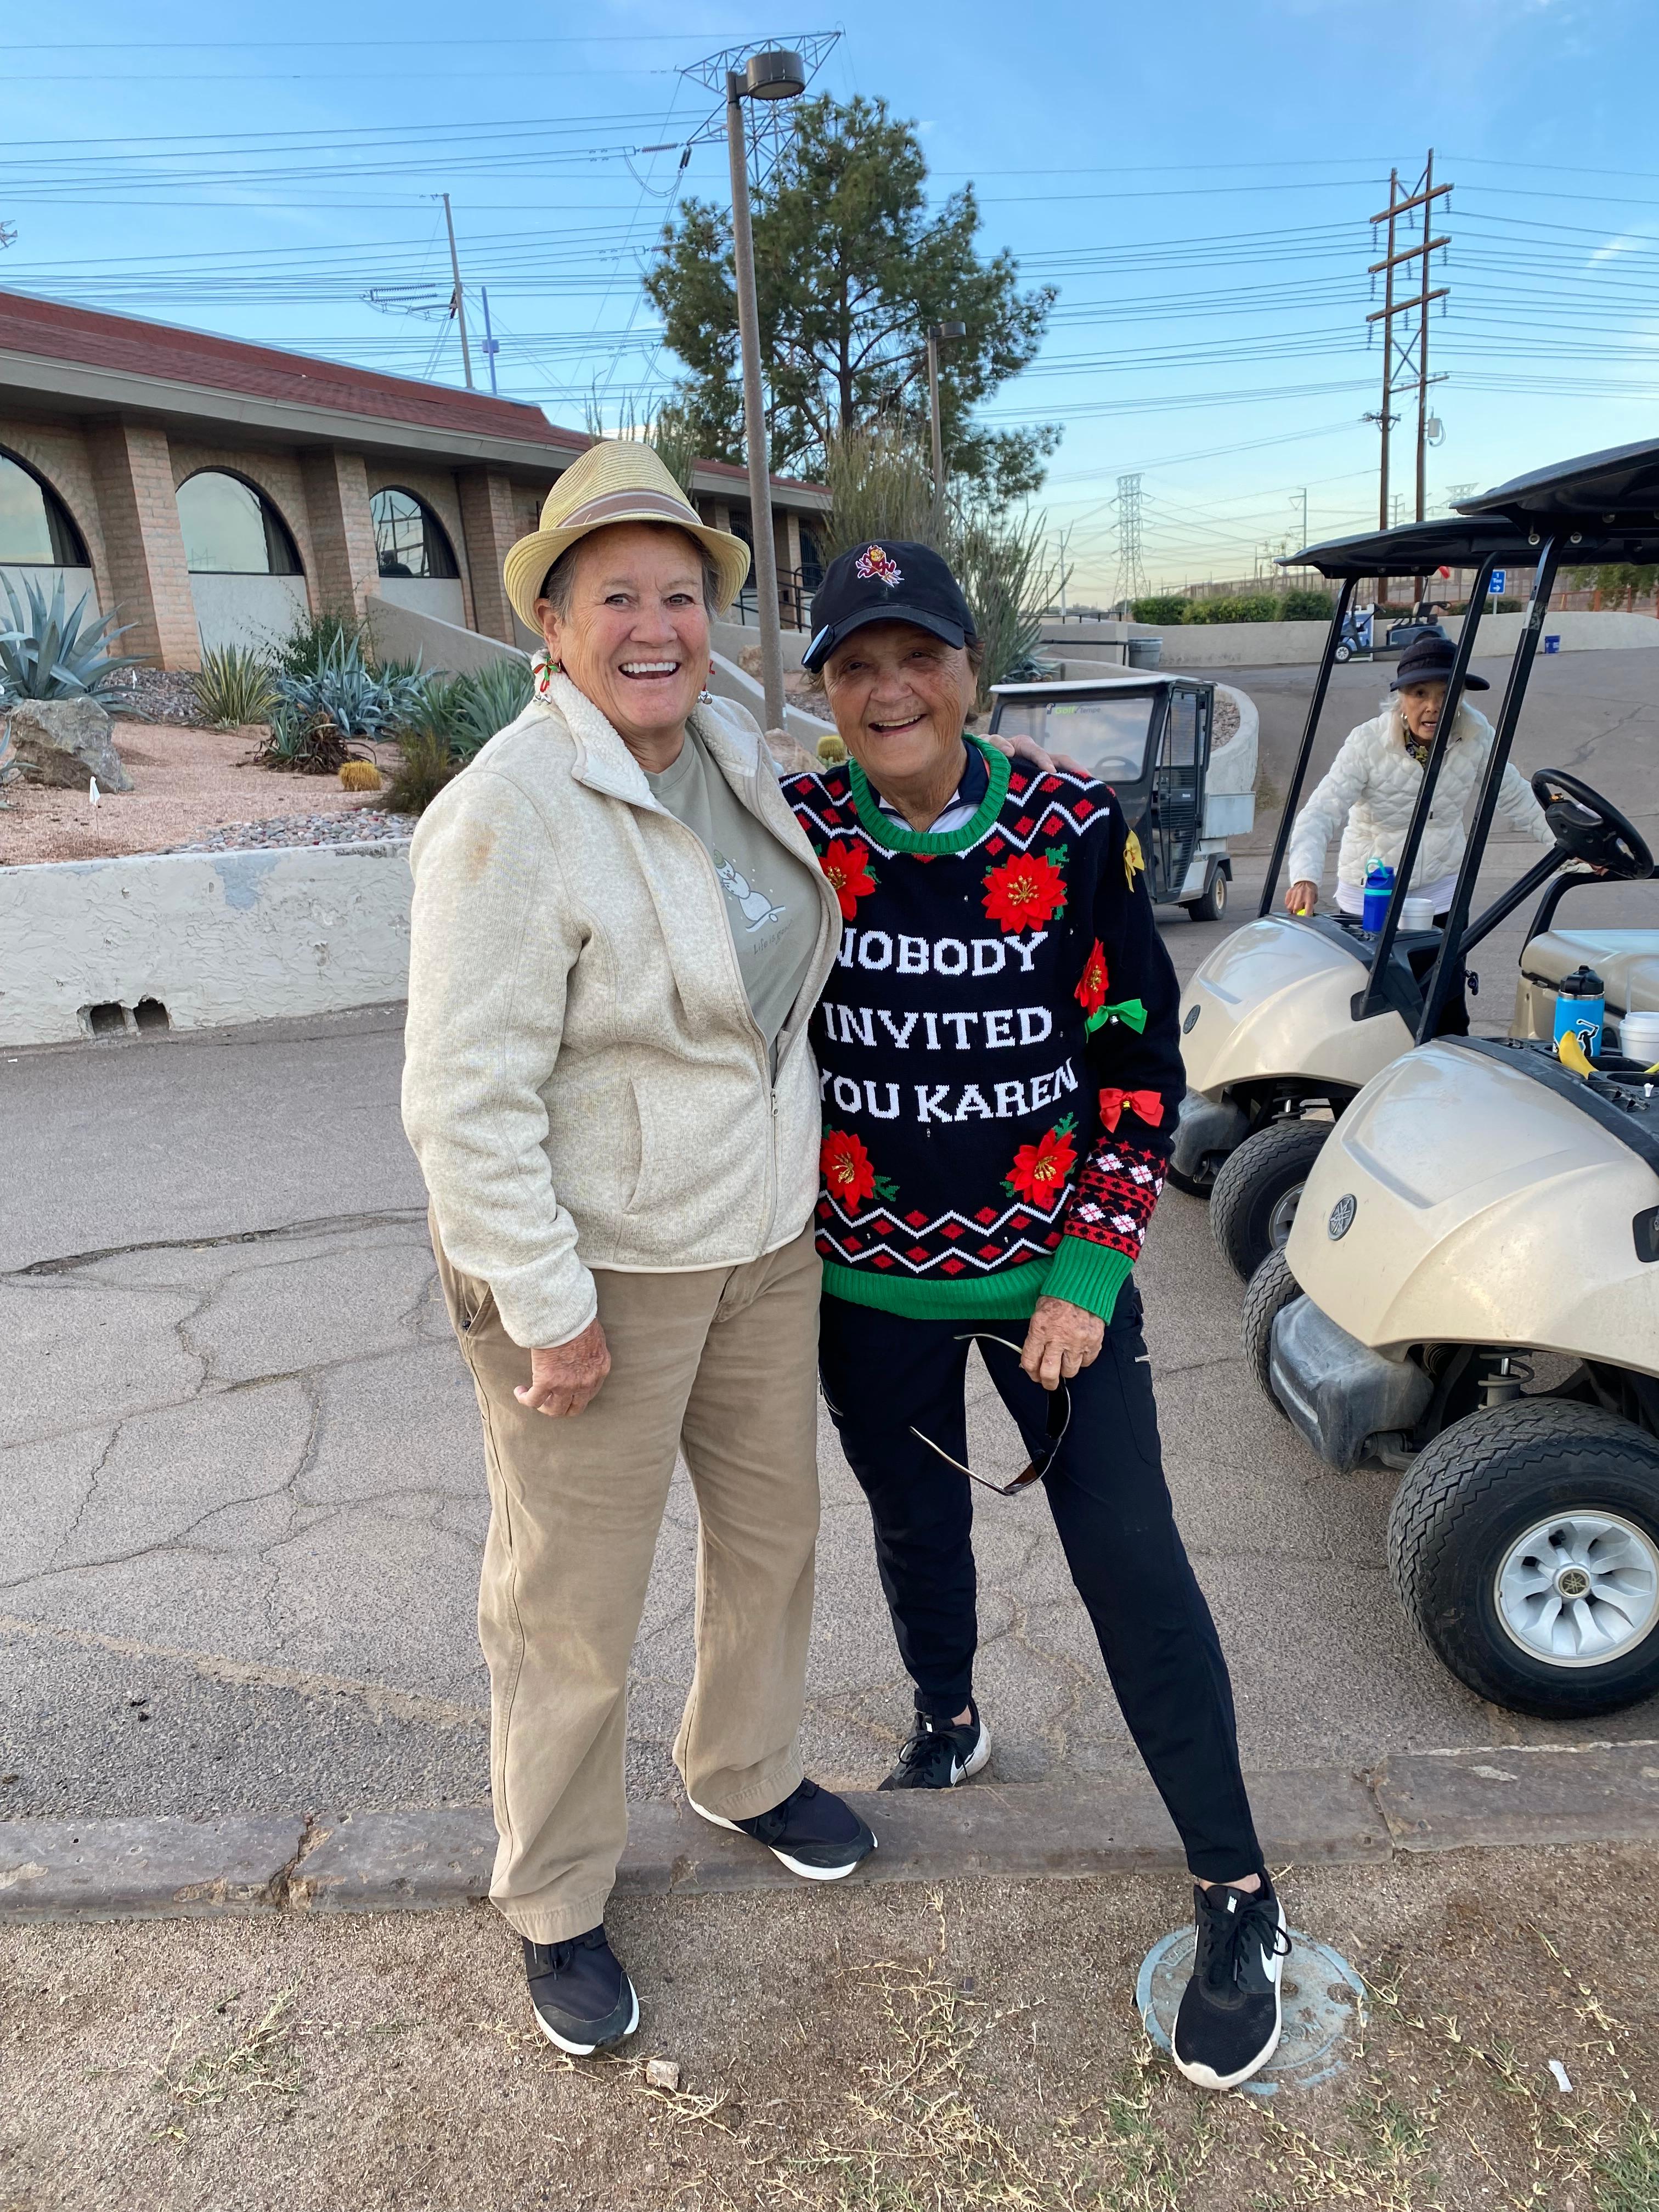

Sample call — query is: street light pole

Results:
[726,54,804,736]
[440,192,474,392]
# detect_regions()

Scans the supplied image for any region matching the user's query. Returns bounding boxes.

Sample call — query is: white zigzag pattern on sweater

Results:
[820,1185,1073,1276]
[787,772,1113,861]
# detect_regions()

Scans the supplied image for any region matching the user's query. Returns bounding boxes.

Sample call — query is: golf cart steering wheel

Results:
[1530,769,1653,881]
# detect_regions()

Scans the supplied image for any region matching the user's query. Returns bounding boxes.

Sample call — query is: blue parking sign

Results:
[1489,569,1506,594]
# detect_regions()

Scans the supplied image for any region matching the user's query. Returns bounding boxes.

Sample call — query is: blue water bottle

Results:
[1554,966,1605,1060]
[1361,858,1395,934]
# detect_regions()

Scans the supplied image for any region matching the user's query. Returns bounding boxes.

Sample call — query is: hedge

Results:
[1130,589,1334,626]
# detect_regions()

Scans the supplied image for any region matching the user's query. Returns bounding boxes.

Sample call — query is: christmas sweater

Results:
[783,737,1184,1322]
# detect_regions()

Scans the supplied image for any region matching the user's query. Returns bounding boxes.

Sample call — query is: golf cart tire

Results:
[1389,1400,1659,1718]
[1209,1118,1332,1283]
[1182,867,1228,925]
[1334,643,1352,663]
[1242,1246,1299,1409]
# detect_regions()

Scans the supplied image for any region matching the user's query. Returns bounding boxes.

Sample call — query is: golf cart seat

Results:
[1518,928,1659,1014]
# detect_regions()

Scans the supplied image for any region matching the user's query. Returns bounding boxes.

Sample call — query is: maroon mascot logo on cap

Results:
[854,543,902,588]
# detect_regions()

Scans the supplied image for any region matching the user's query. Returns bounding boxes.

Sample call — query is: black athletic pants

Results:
[819,1286,1263,1882]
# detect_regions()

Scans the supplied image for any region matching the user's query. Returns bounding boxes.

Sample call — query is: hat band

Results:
[552,485,701,534]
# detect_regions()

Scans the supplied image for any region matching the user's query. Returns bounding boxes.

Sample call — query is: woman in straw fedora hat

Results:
[403,439,876,2056]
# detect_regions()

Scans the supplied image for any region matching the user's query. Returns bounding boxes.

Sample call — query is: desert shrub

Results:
[450,657,535,759]
[261,631,424,775]
[192,643,278,727]
[1131,594,1188,626]
[1280,588,1334,622]
[0,573,145,708]
[267,607,367,680]
[385,723,458,815]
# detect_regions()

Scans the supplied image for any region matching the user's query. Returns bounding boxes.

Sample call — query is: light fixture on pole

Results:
[925,320,966,538]
[726,48,806,736]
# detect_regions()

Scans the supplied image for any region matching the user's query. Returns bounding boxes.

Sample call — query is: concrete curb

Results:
[3,1742,1655,1923]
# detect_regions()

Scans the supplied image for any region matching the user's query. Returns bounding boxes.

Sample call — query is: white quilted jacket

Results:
[1286,703,1553,894]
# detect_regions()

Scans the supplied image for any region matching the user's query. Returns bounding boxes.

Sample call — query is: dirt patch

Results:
[3,1845,1654,2211]
[0,723,396,867]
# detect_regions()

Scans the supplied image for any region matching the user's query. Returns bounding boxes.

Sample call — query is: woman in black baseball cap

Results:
[1283,628,1554,937]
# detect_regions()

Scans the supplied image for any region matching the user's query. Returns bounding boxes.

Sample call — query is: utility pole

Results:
[1365,154,1450,532]
[479,286,500,397]
[1293,487,1308,558]
[441,193,475,392]
[925,319,966,540]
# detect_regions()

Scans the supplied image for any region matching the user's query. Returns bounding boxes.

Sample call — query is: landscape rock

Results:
[5,697,134,792]
[645,2058,681,2092]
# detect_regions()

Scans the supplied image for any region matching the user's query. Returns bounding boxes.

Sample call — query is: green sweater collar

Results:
[847,736,1012,856]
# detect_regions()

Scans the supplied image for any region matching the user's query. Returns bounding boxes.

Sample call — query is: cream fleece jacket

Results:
[402,675,842,1350]
[1286,703,1553,894]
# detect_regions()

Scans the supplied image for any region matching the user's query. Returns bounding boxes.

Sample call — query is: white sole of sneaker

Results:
[533,1979,640,2059]
[952,1720,992,1784]
[1171,1900,1286,2091]
[685,1795,876,1880]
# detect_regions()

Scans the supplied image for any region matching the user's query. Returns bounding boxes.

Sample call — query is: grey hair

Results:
[538,523,722,618]
[1385,690,1480,746]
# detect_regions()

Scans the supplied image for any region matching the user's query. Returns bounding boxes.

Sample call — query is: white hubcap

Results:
[1494,1510,1659,1668]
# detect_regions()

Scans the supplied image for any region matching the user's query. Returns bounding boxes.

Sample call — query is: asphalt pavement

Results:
[5,646,1659,1825]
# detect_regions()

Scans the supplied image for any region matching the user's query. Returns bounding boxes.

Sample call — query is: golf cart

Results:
[989,672,1252,924]
[1171,510,1645,1278]
[1251,436,1659,1717]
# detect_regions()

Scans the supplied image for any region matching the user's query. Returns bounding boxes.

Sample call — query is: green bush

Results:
[1280,588,1334,622]
[1131,594,1188,626]
[192,644,278,728]
[1188,595,1278,624]
[268,608,366,680]
[451,657,535,759]
[386,724,458,816]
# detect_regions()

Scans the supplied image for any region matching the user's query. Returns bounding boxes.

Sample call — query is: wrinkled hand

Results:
[515,1317,611,1418]
[984,729,1091,778]
[1285,879,1318,916]
[1020,1295,1105,1390]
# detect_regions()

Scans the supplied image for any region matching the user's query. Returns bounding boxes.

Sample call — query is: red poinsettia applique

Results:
[1074,938,1109,1019]
[821,1128,896,1210]
[981,846,1069,935]
[819,836,877,920]
[1002,1115,1078,1204]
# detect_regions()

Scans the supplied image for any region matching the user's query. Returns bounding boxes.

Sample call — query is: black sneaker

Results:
[1171,1875,1290,2091]
[523,1926,639,2057]
[879,1702,992,1791]
[687,1776,876,1880]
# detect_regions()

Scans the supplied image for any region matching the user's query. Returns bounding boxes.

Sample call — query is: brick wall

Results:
[87,418,199,669]
[0,417,110,604]
[365,461,476,629]
[456,464,528,644]
[168,440,317,595]
[300,447,380,618]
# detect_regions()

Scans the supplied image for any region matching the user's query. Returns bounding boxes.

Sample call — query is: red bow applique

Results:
[1098,1088,1164,1133]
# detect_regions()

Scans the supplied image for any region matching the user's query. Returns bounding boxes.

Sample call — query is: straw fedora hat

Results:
[503,440,751,632]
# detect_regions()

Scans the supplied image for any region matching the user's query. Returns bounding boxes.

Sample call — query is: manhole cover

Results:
[1137,1927,1365,2096]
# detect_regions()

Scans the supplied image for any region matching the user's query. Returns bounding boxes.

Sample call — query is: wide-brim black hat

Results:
[1390,632,1489,690]
[803,539,978,673]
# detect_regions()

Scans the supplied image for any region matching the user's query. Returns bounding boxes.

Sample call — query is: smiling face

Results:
[537,522,709,761]
[820,620,977,789]
[1400,679,1449,744]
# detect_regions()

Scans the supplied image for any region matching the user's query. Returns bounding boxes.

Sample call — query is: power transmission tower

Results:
[1115,473,1146,608]
[679,32,840,186]
[1364,153,1451,531]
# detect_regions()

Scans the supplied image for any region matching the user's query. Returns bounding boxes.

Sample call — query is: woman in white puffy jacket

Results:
[1285,632,1553,923]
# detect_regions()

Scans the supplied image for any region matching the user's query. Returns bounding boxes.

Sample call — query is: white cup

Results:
[1618,1010,1659,1065]
[1400,895,1437,932]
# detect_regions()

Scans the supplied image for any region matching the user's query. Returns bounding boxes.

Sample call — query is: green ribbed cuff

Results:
[1038,1238,1133,1323]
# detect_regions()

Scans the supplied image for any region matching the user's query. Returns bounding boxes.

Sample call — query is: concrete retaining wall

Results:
[1150,608,1659,669]
[0,841,412,1048]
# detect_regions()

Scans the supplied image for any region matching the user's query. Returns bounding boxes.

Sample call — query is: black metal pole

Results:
[1415,539,1561,1041]
[1355,555,1497,1020]
[1258,574,1357,918]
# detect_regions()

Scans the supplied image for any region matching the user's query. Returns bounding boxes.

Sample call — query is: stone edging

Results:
[4,1741,1656,1923]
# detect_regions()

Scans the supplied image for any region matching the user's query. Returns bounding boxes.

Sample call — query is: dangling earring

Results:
[698,656,715,706]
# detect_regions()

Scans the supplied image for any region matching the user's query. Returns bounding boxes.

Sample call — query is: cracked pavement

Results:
[4,650,1657,1822]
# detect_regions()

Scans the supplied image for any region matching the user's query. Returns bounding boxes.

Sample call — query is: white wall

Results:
[363,594,533,677]
[373,575,467,628]
[0,841,411,1048]
[1,565,99,619]
[189,572,309,656]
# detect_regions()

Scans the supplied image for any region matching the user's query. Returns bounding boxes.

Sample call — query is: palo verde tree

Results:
[644,94,1058,500]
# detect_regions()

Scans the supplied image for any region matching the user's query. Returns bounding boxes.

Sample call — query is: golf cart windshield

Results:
[990,693,1155,785]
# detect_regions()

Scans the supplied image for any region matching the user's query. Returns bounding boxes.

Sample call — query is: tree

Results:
[644,94,1058,500]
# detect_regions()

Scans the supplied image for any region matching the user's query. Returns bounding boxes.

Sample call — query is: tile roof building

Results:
[0,291,828,669]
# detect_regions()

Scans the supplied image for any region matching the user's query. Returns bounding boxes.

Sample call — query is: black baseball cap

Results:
[1390,632,1489,690]
[802,540,979,673]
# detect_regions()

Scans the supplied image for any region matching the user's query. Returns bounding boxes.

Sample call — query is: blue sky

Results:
[4,0,1657,595]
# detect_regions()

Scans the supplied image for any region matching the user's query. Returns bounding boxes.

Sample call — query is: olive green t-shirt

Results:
[645,728,823,1066]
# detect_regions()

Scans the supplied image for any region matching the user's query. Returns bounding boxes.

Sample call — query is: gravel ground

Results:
[0,723,400,867]
[3,1846,1655,2212]
[161,809,414,854]
[103,670,208,727]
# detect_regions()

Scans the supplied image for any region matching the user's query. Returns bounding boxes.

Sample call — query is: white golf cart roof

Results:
[989,674,1193,696]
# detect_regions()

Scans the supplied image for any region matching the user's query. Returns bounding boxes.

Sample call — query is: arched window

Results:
[0,449,90,566]
[176,470,302,575]
[371,487,459,580]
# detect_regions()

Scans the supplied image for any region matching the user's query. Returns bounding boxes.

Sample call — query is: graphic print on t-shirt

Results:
[713,849,787,933]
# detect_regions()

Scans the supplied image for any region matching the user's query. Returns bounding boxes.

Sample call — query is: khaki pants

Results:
[434,1217,822,1942]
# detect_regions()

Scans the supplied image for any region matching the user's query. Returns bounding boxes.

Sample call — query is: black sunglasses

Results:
[909,1333,1072,1497]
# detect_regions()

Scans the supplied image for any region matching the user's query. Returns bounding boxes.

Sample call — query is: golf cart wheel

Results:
[1182,868,1228,925]
[1209,1118,1331,1283]
[1389,1401,1659,1718]
[1242,1246,1300,1408]
[1334,642,1352,663]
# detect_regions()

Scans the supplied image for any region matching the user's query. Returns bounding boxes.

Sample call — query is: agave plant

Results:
[450,656,534,760]
[261,630,424,775]
[192,642,279,729]
[0,573,147,710]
